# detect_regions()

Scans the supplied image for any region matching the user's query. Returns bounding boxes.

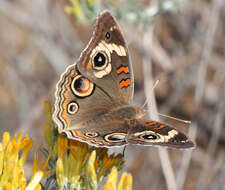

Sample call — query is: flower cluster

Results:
[0,131,52,190]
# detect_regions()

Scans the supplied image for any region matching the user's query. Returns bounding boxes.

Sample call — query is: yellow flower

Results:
[0,131,53,190]
[103,167,133,190]
[97,151,124,183]
[103,167,118,190]
[117,172,133,190]
[56,157,66,187]
[26,171,43,190]
[53,134,125,190]
[87,151,97,188]
[53,135,127,190]
[55,136,90,189]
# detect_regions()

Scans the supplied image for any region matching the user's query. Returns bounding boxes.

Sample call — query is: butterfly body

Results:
[53,11,194,149]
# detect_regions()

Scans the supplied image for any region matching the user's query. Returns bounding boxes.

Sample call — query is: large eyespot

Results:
[92,51,108,70]
[71,75,94,97]
[105,32,111,40]
[85,132,99,138]
[104,133,127,143]
[67,102,79,114]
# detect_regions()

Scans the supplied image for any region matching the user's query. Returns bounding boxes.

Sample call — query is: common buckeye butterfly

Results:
[53,11,194,149]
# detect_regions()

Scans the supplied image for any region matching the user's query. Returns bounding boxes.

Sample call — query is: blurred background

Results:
[0,0,224,189]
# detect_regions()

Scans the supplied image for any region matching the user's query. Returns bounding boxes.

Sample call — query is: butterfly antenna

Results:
[122,146,127,156]
[141,79,160,109]
[158,113,191,124]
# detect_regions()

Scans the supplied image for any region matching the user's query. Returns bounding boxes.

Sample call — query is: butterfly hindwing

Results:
[128,120,195,149]
[61,120,130,147]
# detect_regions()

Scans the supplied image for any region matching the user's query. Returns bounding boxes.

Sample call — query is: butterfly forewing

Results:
[53,64,115,132]
[77,11,134,104]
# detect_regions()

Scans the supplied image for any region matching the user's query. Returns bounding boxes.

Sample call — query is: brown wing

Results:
[53,63,115,133]
[59,120,130,147]
[77,11,134,104]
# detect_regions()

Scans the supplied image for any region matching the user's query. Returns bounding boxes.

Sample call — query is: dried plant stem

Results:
[196,90,225,190]
[195,0,222,104]
[177,0,223,189]
[142,28,177,190]
[176,124,197,190]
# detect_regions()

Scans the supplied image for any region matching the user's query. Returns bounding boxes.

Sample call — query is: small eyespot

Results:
[134,131,159,142]
[141,134,157,140]
[71,75,94,97]
[104,133,126,142]
[105,32,111,40]
[92,51,108,70]
[85,132,99,138]
[67,102,79,114]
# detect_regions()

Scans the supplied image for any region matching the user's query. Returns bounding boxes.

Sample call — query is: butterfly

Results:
[53,11,195,149]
